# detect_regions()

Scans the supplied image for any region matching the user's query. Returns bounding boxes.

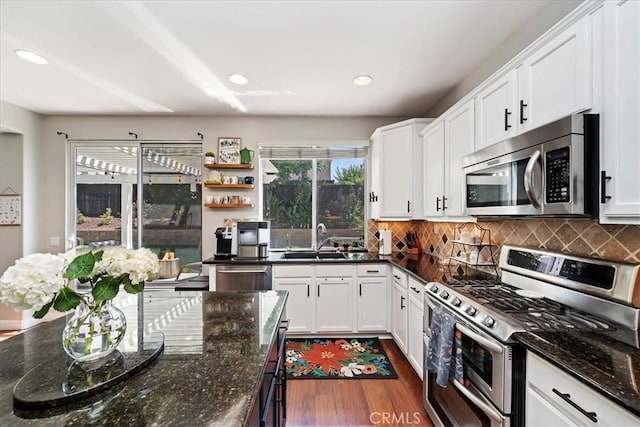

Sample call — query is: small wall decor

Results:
[0,187,21,226]
[218,137,242,164]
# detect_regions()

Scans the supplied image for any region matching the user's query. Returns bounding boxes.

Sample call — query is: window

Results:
[260,146,366,250]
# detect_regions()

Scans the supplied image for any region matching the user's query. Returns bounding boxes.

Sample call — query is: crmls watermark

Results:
[369,411,423,425]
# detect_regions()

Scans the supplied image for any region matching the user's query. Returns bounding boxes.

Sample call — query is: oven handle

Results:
[524,149,542,208]
[452,380,505,424]
[425,297,503,354]
[454,322,503,355]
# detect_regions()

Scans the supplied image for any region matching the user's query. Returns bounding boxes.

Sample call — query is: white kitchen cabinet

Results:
[526,352,640,427]
[391,267,408,353]
[474,70,518,149]
[423,100,475,219]
[599,0,640,224]
[272,265,315,333]
[356,264,389,332]
[273,278,314,333]
[369,118,433,220]
[518,17,591,134]
[473,14,591,150]
[316,278,353,332]
[407,278,425,379]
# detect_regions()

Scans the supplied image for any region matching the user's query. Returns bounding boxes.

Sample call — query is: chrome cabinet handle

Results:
[524,149,542,208]
[552,388,598,423]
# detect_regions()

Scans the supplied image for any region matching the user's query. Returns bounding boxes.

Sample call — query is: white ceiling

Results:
[0,0,556,117]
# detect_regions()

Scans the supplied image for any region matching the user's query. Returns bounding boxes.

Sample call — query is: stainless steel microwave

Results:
[462,114,599,217]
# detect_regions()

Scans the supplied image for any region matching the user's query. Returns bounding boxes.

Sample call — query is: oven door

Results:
[423,298,511,426]
[464,144,543,216]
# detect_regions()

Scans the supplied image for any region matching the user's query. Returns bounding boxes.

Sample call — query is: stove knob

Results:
[429,284,439,293]
[466,306,477,316]
[451,297,462,307]
[439,290,449,299]
[483,316,495,327]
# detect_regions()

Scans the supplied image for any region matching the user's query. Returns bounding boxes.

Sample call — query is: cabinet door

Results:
[407,287,424,379]
[423,121,445,218]
[518,17,591,133]
[526,387,577,427]
[601,0,640,222]
[391,283,408,353]
[357,279,388,332]
[444,100,475,217]
[380,125,414,218]
[369,132,382,219]
[316,278,353,332]
[474,70,517,150]
[273,279,314,333]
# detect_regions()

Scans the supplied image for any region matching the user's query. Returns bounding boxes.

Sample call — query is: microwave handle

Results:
[524,149,542,208]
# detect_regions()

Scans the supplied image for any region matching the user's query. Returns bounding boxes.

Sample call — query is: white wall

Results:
[41,115,401,258]
[0,101,44,329]
[426,0,583,116]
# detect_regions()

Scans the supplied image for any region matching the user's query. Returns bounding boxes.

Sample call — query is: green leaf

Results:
[65,252,96,280]
[53,287,82,312]
[92,276,121,302]
[93,250,104,263]
[33,301,53,319]
[124,279,145,294]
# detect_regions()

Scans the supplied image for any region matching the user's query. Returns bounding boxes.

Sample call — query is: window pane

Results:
[317,159,365,249]
[263,160,313,249]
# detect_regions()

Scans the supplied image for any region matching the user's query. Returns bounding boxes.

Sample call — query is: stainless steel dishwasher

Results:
[214,264,272,291]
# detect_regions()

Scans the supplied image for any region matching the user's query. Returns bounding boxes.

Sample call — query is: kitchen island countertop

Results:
[0,290,288,426]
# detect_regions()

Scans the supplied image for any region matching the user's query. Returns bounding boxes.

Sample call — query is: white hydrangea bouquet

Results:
[0,247,159,361]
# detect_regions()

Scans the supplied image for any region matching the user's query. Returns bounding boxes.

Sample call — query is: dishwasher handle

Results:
[217,267,270,274]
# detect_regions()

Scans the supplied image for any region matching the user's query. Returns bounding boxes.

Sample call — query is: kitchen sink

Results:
[280,251,346,260]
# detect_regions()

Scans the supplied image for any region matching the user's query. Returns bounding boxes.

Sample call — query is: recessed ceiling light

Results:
[353,75,372,86]
[228,73,248,85]
[15,49,48,65]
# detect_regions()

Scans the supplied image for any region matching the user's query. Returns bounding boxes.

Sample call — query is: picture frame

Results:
[218,137,242,164]
[0,193,21,226]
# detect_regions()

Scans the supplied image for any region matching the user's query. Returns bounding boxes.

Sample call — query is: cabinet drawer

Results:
[391,266,407,289]
[316,264,354,278]
[273,265,314,278]
[356,264,387,277]
[527,352,640,426]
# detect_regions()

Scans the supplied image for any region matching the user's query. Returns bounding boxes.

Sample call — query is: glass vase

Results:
[62,298,127,362]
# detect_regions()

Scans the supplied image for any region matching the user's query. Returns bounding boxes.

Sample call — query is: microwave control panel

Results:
[545,147,570,203]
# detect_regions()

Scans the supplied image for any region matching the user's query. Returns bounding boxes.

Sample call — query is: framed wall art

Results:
[218,137,242,164]
[0,189,21,226]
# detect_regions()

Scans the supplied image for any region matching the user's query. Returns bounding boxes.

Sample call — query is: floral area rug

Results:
[285,338,398,379]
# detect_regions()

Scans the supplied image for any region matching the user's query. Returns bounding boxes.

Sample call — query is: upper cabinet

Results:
[369,119,433,220]
[423,100,475,219]
[599,0,640,224]
[474,16,592,150]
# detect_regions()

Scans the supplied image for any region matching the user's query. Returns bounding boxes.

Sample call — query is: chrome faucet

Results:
[316,223,330,251]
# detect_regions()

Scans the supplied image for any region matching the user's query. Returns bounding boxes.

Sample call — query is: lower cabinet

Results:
[357,279,388,331]
[391,281,408,353]
[316,277,353,332]
[407,279,424,379]
[249,315,288,427]
[526,351,640,426]
[272,270,314,333]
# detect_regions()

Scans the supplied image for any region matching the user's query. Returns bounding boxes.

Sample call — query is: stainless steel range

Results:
[423,244,640,427]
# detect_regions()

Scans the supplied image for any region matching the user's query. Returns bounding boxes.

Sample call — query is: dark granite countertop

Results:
[0,290,288,426]
[515,331,640,417]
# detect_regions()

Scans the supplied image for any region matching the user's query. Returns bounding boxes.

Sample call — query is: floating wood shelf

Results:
[204,203,254,209]
[204,163,253,170]
[204,184,254,189]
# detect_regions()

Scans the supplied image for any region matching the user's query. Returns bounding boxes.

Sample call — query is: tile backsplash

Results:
[368,219,640,264]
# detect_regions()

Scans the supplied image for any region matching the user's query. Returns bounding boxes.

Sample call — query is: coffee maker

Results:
[214,225,237,259]
[236,221,270,258]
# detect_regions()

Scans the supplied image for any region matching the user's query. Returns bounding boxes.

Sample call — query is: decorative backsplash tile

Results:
[368,219,640,264]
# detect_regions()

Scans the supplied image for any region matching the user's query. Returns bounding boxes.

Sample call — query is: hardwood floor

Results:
[286,338,434,427]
